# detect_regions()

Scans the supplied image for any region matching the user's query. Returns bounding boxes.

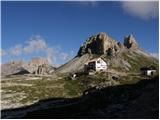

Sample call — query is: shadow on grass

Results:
[1,76,159,119]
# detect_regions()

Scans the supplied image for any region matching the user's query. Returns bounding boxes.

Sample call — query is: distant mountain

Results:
[25,57,53,74]
[33,63,56,75]
[55,32,158,73]
[1,57,56,76]
[1,60,26,76]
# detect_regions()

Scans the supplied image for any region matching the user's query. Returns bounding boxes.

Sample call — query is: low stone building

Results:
[85,58,107,72]
[140,66,157,76]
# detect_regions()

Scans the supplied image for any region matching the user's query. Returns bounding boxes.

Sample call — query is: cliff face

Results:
[124,34,138,49]
[26,57,51,74]
[28,57,48,67]
[78,32,117,56]
[33,64,56,75]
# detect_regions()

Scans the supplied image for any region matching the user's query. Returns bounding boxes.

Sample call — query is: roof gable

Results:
[140,67,156,70]
[85,57,107,65]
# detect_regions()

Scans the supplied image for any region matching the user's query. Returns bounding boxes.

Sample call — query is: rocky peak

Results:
[28,57,48,67]
[123,34,138,49]
[77,32,118,56]
[77,33,140,57]
[1,57,55,76]
[97,32,108,41]
[9,60,25,65]
[1,60,26,76]
[34,63,56,75]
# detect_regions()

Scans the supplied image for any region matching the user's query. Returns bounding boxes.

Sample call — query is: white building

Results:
[85,58,107,72]
[140,67,157,76]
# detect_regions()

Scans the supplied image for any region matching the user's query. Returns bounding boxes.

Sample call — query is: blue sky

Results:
[1,1,159,65]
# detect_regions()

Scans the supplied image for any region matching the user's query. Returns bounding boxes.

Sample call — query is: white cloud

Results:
[70,50,75,57]
[45,47,54,64]
[2,36,74,65]
[150,53,159,59]
[59,52,70,61]
[23,36,55,64]
[23,36,47,54]
[9,44,22,56]
[121,1,158,20]
[52,46,73,63]
[58,50,75,63]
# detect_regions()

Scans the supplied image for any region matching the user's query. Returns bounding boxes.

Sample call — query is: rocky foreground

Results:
[2,76,159,119]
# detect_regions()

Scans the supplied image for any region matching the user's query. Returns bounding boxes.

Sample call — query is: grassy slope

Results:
[2,72,147,109]
[55,54,92,73]
[1,75,86,109]
[103,49,159,73]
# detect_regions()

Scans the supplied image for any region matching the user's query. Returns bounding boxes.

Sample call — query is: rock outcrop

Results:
[123,34,138,49]
[26,57,50,74]
[34,64,56,75]
[78,33,139,57]
[77,32,118,56]
[28,57,48,67]
[27,58,56,75]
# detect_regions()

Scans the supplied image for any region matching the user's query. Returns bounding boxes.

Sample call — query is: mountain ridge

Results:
[55,32,158,74]
[1,32,158,75]
[1,57,56,76]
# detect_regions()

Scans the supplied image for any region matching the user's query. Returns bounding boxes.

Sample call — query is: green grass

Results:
[1,75,87,105]
[120,51,159,73]
[64,80,86,97]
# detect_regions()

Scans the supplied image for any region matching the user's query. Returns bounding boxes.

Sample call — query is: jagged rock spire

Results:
[123,34,138,49]
[77,32,117,56]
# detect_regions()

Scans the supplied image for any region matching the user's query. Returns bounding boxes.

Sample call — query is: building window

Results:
[97,61,100,63]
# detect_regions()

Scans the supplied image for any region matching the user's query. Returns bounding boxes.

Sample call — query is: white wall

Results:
[95,59,107,71]
[147,70,156,75]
